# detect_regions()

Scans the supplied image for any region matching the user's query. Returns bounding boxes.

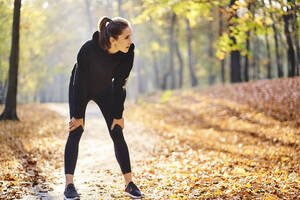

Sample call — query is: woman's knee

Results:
[110,125,125,142]
[68,125,84,141]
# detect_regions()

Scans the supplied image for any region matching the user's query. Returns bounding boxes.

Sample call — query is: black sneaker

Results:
[64,183,80,200]
[125,181,145,199]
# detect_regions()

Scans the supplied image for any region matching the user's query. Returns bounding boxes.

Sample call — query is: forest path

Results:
[33,102,160,199]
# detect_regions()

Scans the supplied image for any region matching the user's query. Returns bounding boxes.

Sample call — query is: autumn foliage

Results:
[127,77,300,199]
[0,104,66,199]
[0,77,299,199]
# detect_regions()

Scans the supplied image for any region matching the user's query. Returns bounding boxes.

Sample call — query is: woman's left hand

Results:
[111,118,124,131]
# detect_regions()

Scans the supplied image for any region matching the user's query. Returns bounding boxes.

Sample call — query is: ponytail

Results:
[98,16,112,51]
[98,16,131,51]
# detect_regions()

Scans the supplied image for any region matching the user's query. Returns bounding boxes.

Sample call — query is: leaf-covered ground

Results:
[126,77,300,199]
[0,104,66,199]
[0,77,299,199]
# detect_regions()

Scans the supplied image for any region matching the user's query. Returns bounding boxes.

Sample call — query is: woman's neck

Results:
[107,46,119,54]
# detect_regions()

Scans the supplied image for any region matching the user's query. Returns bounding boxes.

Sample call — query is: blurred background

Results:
[0,0,299,104]
[0,1,299,199]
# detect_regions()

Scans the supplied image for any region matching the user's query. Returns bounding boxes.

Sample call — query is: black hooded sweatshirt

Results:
[71,31,135,119]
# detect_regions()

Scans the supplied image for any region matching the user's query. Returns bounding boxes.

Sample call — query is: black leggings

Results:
[64,75,131,175]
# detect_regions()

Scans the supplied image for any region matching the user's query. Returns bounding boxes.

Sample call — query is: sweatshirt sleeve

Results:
[112,43,135,119]
[73,47,89,119]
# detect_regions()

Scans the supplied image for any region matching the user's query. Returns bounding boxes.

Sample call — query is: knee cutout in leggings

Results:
[69,125,84,137]
[110,125,125,141]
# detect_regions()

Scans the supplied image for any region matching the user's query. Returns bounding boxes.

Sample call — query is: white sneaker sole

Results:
[64,195,80,200]
[124,192,145,199]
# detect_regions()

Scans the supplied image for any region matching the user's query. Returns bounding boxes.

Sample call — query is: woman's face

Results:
[111,26,133,53]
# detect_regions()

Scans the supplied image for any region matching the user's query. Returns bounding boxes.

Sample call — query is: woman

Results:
[64,16,144,200]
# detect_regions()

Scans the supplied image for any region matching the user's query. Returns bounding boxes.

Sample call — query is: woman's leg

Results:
[94,89,133,186]
[64,73,87,188]
[64,126,84,187]
[109,125,133,186]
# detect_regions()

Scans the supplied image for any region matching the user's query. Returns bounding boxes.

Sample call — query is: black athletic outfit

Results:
[64,31,135,175]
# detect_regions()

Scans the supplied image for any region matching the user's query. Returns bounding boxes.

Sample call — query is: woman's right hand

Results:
[69,117,84,132]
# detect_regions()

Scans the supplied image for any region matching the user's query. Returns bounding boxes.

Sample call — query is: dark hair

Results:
[98,16,131,51]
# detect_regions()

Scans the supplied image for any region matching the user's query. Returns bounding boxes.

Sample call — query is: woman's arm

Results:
[112,43,135,120]
[73,47,89,119]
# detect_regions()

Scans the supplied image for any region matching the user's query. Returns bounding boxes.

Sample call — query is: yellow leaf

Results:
[281,157,289,162]
[177,188,184,193]
[215,189,222,195]
[265,195,278,200]
[232,167,249,176]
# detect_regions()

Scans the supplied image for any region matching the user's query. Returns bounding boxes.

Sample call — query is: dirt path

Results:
[33,102,160,199]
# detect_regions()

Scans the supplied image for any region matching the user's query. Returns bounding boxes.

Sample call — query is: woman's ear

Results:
[109,36,116,45]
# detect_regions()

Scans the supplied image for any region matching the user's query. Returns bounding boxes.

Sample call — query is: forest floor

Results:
[0,77,299,199]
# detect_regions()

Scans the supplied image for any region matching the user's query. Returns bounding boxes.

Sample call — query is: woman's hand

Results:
[111,118,124,131]
[69,117,84,132]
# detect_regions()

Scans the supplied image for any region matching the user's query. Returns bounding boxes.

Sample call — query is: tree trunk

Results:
[168,12,176,89]
[262,0,272,79]
[244,2,251,82]
[38,88,46,103]
[152,52,160,89]
[174,41,184,88]
[208,20,215,85]
[0,0,21,120]
[265,32,272,79]
[84,0,93,34]
[244,31,250,81]
[161,54,169,90]
[269,0,284,77]
[186,18,198,87]
[229,0,242,83]
[161,71,169,90]
[283,0,296,77]
[218,6,225,84]
[291,1,300,76]
[253,31,261,80]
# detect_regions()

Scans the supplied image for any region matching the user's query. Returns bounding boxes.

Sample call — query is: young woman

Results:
[64,16,144,200]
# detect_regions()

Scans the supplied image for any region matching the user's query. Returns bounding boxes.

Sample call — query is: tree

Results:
[228,0,242,83]
[175,41,184,88]
[169,12,177,89]
[152,50,160,88]
[269,0,284,77]
[0,0,21,120]
[291,1,300,76]
[244,1,252,82]
[262,0,272,79]
[186,18,198,87]
[208,19,216,85]
[283,0,296,77]
[218,6,226,84]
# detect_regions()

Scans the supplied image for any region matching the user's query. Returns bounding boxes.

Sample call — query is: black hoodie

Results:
[71,31,135,119]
